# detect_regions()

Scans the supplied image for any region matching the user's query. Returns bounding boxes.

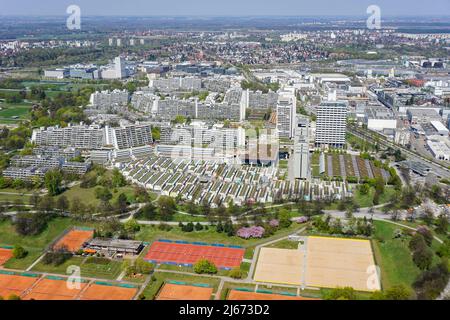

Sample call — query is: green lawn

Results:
[0,102,33,123]
[0,217,75,270]
[171,213,208,222]
[265,239,300,250]
[57,185,136,208]
[354,187,397,208]
[0,192,32,203]
[372,221,421,291]
[244,247,255,259]
[31,256,122,280]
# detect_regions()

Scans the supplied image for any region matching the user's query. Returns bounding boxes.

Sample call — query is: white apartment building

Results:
[31,124,104,149]
[315,101,348,148]
[276,92,297,139]
[32,123,153,151]
[90,89,129,108]
[105,124,153,150]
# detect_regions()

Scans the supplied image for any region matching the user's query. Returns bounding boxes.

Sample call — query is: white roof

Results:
[430,121,449,133]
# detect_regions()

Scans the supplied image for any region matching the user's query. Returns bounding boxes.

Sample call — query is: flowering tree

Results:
[269,219,279,228]
[293,216,309,224]
[237,226,265,239]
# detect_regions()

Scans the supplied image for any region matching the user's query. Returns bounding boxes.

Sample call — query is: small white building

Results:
[427,139,450,161]
[430,121,449,136]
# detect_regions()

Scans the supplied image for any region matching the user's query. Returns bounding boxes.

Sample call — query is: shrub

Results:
[228,267,243,279]
[195,223,204,231]
[158,224,173,231]
[42,248,72,266]
[323,287,357,300]
[12,245,28,259]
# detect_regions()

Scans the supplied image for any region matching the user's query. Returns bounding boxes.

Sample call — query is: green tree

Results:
[436,214,449,235]
[124,219,141,234]
[173,115,186,124]
[139,203,157,220]
[279,209,292,229]
[44,169,63,196]
[157,196,176,221]
[193,259,218,274]
[56,195,70,212]
[12,245,28,259]
[413,262,449,300]
[116,193,128,213]
[95,187,112,202]
[412,245,433,270]
[195,222,204,231]
[112,168,127,188]
[359,183,370,196]
[384,285,412,300]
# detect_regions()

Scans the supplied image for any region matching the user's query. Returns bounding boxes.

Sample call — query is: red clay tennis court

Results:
[156,283,213,300]
[23,277,88,300]
[54,229,94,252]
[80,283,138,300]
[145,241,245,269]
[0,248,13,266]
[227,290,319,300]
[0,273,40,299]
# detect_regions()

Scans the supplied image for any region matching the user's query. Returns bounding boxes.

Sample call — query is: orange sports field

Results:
[80,283,138,300]
[22,277,88,300]
[53,229,94,252]
[0,273,40,299]
[156,283,214,300]
[0,273,138,300]
[0,248,13,266]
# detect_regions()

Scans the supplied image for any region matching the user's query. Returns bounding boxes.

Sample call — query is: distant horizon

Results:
[0,0,449,17]
[1,14,450,19]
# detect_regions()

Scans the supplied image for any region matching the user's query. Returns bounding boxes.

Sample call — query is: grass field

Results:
[372,221,421,291]
[56,185,136,208]
[0,102,33,123]
[141,271,221,300]
[0,192,32,203]
[353,187,397,208]
[323,186,397,210]
[265,239,300,250]
[31,256,122,280]
[171,213,208,222]
[0,218,76,270]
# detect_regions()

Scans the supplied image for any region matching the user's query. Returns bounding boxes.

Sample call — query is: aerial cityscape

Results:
[0,0,449,306]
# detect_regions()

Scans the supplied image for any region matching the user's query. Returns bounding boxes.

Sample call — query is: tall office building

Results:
[315,101,348,148]
[276,92,297,139]
[293,116,310,180]
[115,56,126,79]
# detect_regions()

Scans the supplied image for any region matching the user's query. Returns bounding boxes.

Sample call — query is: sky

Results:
[0,0,449,17]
